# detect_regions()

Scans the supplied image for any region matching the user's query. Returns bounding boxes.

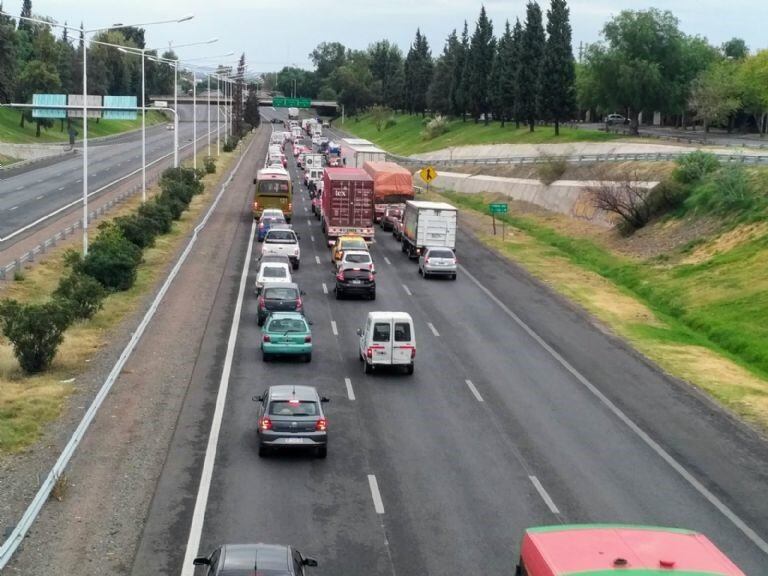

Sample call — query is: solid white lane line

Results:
[57,186,65,191]
[427,322,440,337]
[304,206,308,212]
[465,379,484,402]
[459,264,768,554]
[331,320,338,336]
[402,284,412,296]
[9,206,18,211]
[368,474,385,514]
[310,234,315,242]
[345,377,355,401]
[36,195,44,200]
[384,256,391,265]
[322,283,328,295]
[15,186,23,191]
[75,178,82,183]
[307,219,312,226]
[529,475,560,515]
[315,255,321,265]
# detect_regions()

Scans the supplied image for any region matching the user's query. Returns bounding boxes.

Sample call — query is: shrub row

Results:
[0,167,206,373]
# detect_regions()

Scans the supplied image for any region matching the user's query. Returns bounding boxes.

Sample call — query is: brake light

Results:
[425,258,430,264]
[296,297,303,309]
[368,272,374,281]
[258,295,265,308]
[259,222,264,228]
[289,399,300,405]
[304,335,312,343]
[411,348,416,359]
[366,347,373,359]
[262,334,270,342]
[259,416,272,431]
[288,202,293,211]
[253,201,259,210]
[315,418,327,431]
[336,271,344,281]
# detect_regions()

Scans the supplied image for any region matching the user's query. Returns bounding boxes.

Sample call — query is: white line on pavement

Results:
[465,379,484,402]
[384,256,391,265]
[459,264,768,554]
[75,179,82,183]
[402,284,412,296]
[15,186,23,191]
[307,219,312,226]
[315,255,321,265]
[529,475,560,515]
[310,235,315,242]
[427,322,440,337]
[57,186,65,191]
[345,377,355,401]
[367,474,385,514]
[331,320,338,336]
[35,195,44,200]
[304,206,308,212]
[322,283,328,295]
[36,179,43,183]
[9,206,18,211]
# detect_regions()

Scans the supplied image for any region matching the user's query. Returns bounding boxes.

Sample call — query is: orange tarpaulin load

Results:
[362,161,414,205]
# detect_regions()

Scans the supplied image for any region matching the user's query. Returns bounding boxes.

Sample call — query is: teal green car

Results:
[261,312,313,362]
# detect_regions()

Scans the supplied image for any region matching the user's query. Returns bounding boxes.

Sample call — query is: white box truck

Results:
[401,200,457,259]
[340,138,387,169]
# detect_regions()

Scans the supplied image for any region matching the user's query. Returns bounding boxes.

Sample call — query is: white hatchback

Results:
[255,261,292,294]
[336,249,374,273]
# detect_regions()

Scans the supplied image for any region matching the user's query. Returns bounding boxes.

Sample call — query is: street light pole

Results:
[207,74,211,157]
[216,76,221,156]
[192,71,197,170]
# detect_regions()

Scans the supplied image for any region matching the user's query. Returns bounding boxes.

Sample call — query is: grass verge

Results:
[0,108,167,144]
[435,189,768,431]
[341,112,619,155]
[0,143,242,453]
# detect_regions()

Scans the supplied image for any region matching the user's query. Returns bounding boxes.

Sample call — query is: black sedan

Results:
[335,267,376,300]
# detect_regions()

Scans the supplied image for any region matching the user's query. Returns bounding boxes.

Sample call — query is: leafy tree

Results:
[739,50,768,135]
[0,6,18,102]
[541,0,576,134]
[517,1,545,131]
[722,37,748,60]
[0,299,72,373]
[403,29,432,116]
[510,18,524,127]
[54,271,107,320]
[492,20,516,127]
[488,26,505,125]
[309,41,346,86]
[466,6,495,124]
[317,85,337,100]
[90,30,137,95]
[449,21,469,119]
[688,62,741,142]
[17,0,31,32]
[244,82,261,129]
[368,40,405,110]
[18,60,60,134]
[56,24,75,95]
[428,30,459,115]
[335,50,375,114]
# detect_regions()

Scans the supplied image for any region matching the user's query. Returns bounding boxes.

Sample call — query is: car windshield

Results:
[269,400,318,416]
[267,318,307,332]
[266,231,296,243]
[264,288,298,300]
[345,253,371,263]
[428,250,454,259]
[262,267,287,279]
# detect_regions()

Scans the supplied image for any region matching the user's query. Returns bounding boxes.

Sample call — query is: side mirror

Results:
[253,178,258,185]
[321,396,330,403]
[356,328,362,336]
[300,290,306,296]
[253,394,264,402]
[193,557,211,566]
[302,557,318,567]
[308,319,314,326]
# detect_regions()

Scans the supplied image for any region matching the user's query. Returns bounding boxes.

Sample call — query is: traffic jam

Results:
[189,113,751,575]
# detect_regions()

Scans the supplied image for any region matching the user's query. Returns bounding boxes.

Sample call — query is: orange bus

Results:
[517,524,745,576]
[253,167,292,221]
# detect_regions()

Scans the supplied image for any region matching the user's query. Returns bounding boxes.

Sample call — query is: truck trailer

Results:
[401,200,457,259]
[362,161,414,223]
[322,168,375,243]
[340,138,387,169]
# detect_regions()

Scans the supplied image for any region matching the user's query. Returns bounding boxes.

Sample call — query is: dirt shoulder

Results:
[1,127,266,575]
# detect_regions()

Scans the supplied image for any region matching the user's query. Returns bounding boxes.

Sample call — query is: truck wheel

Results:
[364,361,373,374]
[293,261,300,270]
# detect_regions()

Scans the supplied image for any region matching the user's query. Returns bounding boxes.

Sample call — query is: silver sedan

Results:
[418,247,457,280]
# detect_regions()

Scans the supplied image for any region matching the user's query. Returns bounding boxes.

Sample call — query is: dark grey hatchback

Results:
[193,543,317,575]
[254,385,329,458]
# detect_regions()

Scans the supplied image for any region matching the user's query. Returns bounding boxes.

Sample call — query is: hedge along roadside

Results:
[0,134,253,570]
[0,165,209,374]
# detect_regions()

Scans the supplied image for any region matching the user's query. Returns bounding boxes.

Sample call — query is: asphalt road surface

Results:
[0,122,218,242]
[128,109,768,575]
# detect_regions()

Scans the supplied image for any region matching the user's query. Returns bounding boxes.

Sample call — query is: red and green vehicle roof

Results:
[520,524,745,576]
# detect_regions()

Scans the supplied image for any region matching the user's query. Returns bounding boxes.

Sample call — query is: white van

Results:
[357,311,415,375]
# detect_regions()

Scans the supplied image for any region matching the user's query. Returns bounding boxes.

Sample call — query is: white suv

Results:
[261,227,301,270]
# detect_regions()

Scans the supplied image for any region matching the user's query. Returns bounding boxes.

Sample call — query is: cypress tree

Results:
[517,1,546,132]
[0,3,17,102]
[496,20,515,127]
[428,30,459,115]
[17,0,31,32]
[541,0,576,135]
[510,18,523,128]
[450,21,469,120]
[467,6,495,124]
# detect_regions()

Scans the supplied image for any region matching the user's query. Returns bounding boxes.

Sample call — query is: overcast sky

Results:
[16,1,768,73]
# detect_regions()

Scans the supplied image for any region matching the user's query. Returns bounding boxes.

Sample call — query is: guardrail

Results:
[386,151,768,167]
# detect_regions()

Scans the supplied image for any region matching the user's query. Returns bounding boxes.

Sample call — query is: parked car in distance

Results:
[261,312,312,362]
[257,283,304,326]
[262,227,300,270]
[336,249,375,273]
[335,267,376,300]
[331,235,368,265]
[358,311,415,375]
[605,113,629,125]
[380,204,404,231]
[418,247,457,280]
[255,260,292,294]
[194,543,318,575]
[254,385,329,457]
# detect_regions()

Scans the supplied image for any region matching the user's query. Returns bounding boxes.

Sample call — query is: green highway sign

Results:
[489,203,508,214]
[273,97,312,108]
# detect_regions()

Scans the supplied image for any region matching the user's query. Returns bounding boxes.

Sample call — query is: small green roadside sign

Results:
[273,97,312,108]
[489,203,508,214]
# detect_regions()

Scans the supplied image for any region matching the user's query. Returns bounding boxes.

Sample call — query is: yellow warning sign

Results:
[420,166,438,183]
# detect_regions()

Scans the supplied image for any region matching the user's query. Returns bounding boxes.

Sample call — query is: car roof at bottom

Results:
[221,543,289,572]
[269,385,320,402]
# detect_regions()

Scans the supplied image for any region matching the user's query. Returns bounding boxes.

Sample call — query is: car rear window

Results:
[266,230,296,243]
[428,250,454,259]
[343,269,370,280]
[269,400,318,416]
[394,322,411,342]
[373,323,390,342]
[262,266,287,279]
[264,287,298,300]
[262,217,285,226]
[345,253,371,263]
[388,209,402,217]
[342,239,367,250]
[267,318,307,332]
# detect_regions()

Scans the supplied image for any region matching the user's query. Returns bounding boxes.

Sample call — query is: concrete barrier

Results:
[423,171,658,227]
[0,142,71,161]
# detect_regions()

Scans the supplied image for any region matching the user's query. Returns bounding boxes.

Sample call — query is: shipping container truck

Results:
[340,138,387,169]
[322,168,375,243]
[362,161,415,223]
[401,200,457,259]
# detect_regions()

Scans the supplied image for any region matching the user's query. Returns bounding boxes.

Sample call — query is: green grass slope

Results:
[341,112,619,155]
[0,108,166,144]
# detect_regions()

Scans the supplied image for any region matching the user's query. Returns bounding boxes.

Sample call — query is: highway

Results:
[0,121,216,243]
[127,109,768,575]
